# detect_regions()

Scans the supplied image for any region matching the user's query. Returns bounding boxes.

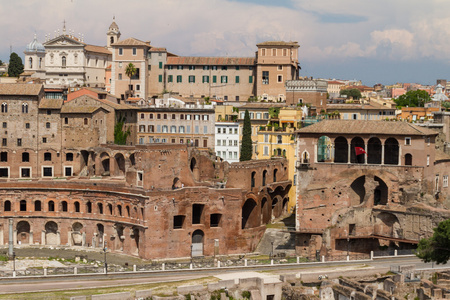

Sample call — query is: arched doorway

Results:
[384,138,399,165]
[72,222,83,246]
[45,221,58,245]
[318,136,332,162]
[350,137,365,163]
[334,136,348,163]
[17,221,30,245]
[191,229,204,257]
[114,153,126,176]
[261,197,270,224]
[367,137,382,164]
[242,198,258,229]
[405,153,412,166]
[100,152,110,176]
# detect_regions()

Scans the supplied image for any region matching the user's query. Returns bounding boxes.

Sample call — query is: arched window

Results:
[20,200,27,211]
[108,203,113,215]
[302,151,310,164]
[273,169,278,182]
[4,200,11,211]
[29,57,33,68]
[384,138,399,165]
[66,153,73,161]
[262,170,267,186]
[62,201,68,212]
[39,58,42,68]
[34,200,41,211]
[318,136,332,162]
[368,137,382,164]
[22,152,29,162]
[22,103,28,113]
[1,103,7,113]
[251,171,256,188]
[84,118,88,125]
[126,205,130,217]
[86,201,92,213]
[179,126,185,133]
[334,136,348,163]
[97,203,103,214]
[405,153,413,166]
[171,126,176,133]
[162,125,168,133]
[110,37,114,44]
[62,56,66,68]
[350,137,365,164]
[44,152,52,161]
[74,201,80,212]
[48,201,55,212]
[117,205,122,216]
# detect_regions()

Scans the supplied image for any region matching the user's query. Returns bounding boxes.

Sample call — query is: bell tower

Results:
[107,17,121,50]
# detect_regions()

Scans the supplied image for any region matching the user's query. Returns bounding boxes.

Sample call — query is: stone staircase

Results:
[256,214,296,256]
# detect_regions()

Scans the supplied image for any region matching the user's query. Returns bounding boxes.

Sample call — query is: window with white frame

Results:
[217,140,221,146]
[264,134,269,143]
[263,146,269,156]
[444,175,449,188]
[405,137,411,145]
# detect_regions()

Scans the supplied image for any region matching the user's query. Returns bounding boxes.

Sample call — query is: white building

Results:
[215,122,240,163]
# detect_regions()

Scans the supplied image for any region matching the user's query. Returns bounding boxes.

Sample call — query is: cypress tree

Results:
[7,52,24,77]
[240,109,253,161]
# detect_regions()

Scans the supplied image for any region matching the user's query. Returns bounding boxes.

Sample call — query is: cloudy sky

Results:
[1,0,449,85]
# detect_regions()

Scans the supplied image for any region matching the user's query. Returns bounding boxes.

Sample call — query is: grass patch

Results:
[0,277,218,300]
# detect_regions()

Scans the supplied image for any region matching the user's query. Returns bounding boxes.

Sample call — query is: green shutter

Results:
[236,76,239,83]
[213,75,217,83]
[158,75,163,82]
[159,62,163,69]
[168,75,173,83]
[249,76,253,83]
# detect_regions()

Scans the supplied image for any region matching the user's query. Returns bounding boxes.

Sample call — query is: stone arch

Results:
[191,229,204,257]
[301,150,310,163]
[74,201,80,213]
[96,223,104,247]
[350,137,365,163]
[367,137,382,164]
[114,153,126,176]
[100,152,110,176]
[45,221,58,245]
[107,203,113,215]
[129,153,136,166]
[262,170,267,186]
[242,198,258,229]
[61,201,68,212]
[405,153,412,166]
[17,221,30,245]
[172,177,181,189]
[4,200,11,211]
[282,197,289,214]
[384,138,399,165]
[97,202,103,214]
[48,200,55,212]
[126,205,131,217]
[72,222,83,246]
[86,201,92,213]
[375,212,401,238]
[190,157,197,172]
[318,135,332,162]
[271,195,283,219]
[350,176,366,205]
[374,176,388,205]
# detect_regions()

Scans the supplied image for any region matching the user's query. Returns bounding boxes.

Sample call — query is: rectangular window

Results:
[167,65,173,70]
[212,66,217,70]
[17,138,22,146]
[132,47,137,55]
[249,76,253,83]
[177,75,182,83]
[118,73,122,80]
[2,122,6,128]
[188,75,195,83]
[221,76,228,83]
[65,167,73,177]
[262,71,269,84]
[159,62,163,69]
[177,65,183,70]
[235,76,239,83]
[26,123,30,129]
[42,137,47,143]
[118,48,123,55]
[0,152,7,162]
[21,167,31,178]
[136,84,140,91]
[213,75,217,83]
[158,75,163,82]
[217,140,221,146]
[189,65,195,70]
[202,75,209,83]
[195,126,199,133]
[277,75,282,83]
[42,167,53,177]
[204,126,208,134]
[444,175,449,188]
[187,125,191,133]
[168,75,173,82]
[203,66,209,70]
[2,138,6,146]
[405,137,411,145]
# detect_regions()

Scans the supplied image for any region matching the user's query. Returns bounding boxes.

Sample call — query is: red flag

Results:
[355,147,366,156]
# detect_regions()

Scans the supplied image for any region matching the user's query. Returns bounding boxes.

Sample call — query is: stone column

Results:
[381,144,385,165]
[29,231,33,245]
[347,144,351,163]
[331,144,335,163]
[314,144,318,163]
[41,230,46,245]
[8,219,13,256]
[364,143,368,164]
[398,145,402,166]
[94,155,102,176]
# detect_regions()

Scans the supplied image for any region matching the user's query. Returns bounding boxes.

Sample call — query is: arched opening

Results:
[318,136,332,162]
[242,198,258,229]
[350,176,366,205]
[302,151,310,163]
[4,200,11,211]
[334,136,348,163]
[62,56,66,67]
[384,138,399,165]
[126,206,130,217]
[20,200,27,212]
[282,197,289,214]
[48,201,55,212]
[17,221,30,245]
[97,224,104,247]
[273,169,278,182]
[251,171,256,188]
[350,137,365,164]
[190,157,197,172]
[34,200,41,211]
[374,176,388,205]
[115,224,124,251]
[191,229,204,257]
[61,201,68,212]
[74,201,80,213]
[80,150,89,172]
[100,152,110,176]
[117,205,122,216]
[114,153,126,176]
[108,203,113,215]
[86,201,92,213]
[97,203,103,214]
[272,197,283,219]
[405,153,412,166]
[367,137,382,164]
[29,57,33,69]
[375,212,401,238]
[110,36,114,44]
[131,227,140,255]
[72,222,83,246]
[45,221,58,245]
[262,170,267,186]
[172,177,180,189]
[129,153,136,166]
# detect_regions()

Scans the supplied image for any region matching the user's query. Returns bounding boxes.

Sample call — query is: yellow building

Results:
[256,107,303,212]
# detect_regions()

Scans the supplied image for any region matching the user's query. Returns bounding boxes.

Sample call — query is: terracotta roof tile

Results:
[112,38,150,47]
[39,98,63,109]
[166,57,254,66]
[295,120,438,136]
[0,83,43,96]
[60,106,102,114]
[85,45,111,55]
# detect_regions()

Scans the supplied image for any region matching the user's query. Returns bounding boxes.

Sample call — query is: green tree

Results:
[240,110,252,161]
[416,219,450,264]
[268,107,280,119]
[125,63,137,96]
[7,52,24,77]
[394,90,431,107]
[340,88,362,100]
[114,116,130,145]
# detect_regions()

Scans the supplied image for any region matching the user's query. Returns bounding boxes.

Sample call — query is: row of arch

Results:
[317,136,405,165]
[3,199,143,220]
[251,169,278,188]
[242,194,289,229]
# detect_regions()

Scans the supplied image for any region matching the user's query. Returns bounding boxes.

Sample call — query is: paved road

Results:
[0,256,447,295]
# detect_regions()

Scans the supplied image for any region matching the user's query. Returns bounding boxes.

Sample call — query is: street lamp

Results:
[190,244,193,264]
[271,241,274,259]
[12,251,15,272]
[103,241,107,275]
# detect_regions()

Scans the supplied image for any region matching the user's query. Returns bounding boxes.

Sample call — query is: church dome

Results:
[26,35,45,53]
